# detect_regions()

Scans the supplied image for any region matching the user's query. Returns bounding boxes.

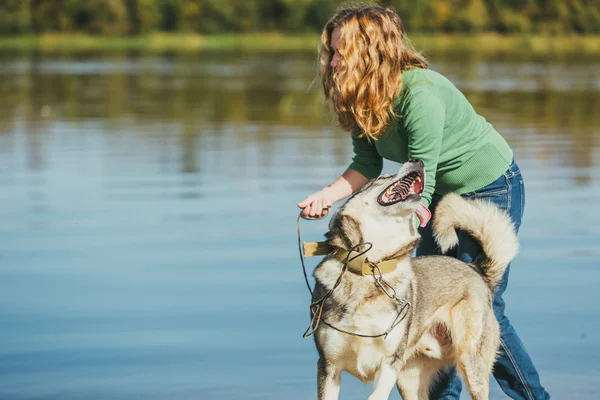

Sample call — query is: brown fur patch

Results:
[430,322,452,346]
[325,213,363,251]
[382,238,421,262]
[355,287,385,309]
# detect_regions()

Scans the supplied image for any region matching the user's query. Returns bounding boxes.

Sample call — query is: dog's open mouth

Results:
[377,172,424,206]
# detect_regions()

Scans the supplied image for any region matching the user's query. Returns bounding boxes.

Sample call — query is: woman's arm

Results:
[297,168,370,218]
[298,130,382,219]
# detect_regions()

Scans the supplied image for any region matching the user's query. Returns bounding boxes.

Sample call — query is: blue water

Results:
[0,52,599,399]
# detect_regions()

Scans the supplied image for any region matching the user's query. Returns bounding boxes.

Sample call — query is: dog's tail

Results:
[432,193,519,292]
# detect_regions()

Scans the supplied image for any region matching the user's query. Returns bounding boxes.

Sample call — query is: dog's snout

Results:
[409,158,422,164]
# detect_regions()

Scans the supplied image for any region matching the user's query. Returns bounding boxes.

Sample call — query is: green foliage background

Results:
[1,0,599,36]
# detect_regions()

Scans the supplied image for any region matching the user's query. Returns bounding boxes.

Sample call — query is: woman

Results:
[297,6,550,400]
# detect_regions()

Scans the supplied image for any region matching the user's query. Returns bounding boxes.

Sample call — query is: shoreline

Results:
[0,33,599,56]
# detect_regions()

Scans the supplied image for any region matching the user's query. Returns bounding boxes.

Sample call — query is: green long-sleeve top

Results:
[349,67,513,208]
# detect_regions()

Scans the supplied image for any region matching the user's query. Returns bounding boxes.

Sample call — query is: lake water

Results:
[0,50,599,399]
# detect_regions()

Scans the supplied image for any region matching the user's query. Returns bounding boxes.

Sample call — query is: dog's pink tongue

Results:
[415,204,431,228]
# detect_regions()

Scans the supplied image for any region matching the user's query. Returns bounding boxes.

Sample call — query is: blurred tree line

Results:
[1,0,599,35]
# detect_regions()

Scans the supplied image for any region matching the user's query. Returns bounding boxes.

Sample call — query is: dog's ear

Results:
[326,213,363,250]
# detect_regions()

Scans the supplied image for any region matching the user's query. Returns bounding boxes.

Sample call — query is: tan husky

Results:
[305,159,518,400]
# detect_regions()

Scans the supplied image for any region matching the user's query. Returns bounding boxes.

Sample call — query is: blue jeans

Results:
[417,160,550,400]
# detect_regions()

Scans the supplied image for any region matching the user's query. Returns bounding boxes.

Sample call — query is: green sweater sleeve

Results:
[348,134,383,179]
[400,87,446,208]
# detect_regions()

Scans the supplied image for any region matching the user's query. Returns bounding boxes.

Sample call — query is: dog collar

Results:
[302,241,404,276]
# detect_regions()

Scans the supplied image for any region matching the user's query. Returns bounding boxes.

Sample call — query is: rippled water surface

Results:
[0,51,599,399]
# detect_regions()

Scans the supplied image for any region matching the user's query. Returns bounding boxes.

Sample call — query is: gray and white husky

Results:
[309,159,518,400]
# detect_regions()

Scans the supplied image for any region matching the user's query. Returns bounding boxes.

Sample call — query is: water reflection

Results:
[0,51,599,399]
[1,52,598,175]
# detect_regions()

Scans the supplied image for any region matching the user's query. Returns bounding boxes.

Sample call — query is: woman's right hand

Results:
[297,169,368,219]
[297,190,333,219]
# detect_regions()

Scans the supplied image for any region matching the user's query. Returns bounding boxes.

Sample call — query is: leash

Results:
[297,209,411,339]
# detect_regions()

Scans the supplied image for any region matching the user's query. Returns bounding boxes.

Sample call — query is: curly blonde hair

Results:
[319,6,428,140]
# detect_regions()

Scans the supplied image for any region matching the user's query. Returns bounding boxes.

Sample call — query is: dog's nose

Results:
[409,158,421,163]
